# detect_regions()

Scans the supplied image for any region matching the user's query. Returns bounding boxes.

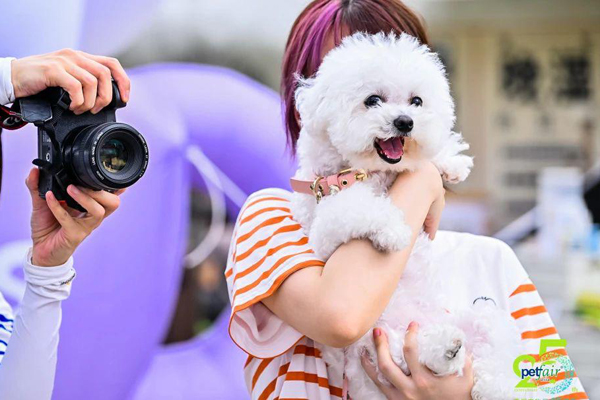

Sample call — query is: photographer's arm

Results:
[0,169,123,400]
[0,257,75,400]
[0,50,129,398]
[0,58,15,105]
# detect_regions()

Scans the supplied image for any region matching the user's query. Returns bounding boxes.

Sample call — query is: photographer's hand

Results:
[11,49,130,114]
[25,168,124,267]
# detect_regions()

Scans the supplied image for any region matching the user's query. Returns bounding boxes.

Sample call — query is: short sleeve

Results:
[225,189,324,359]
[475,239,588,397]
[507,276,588,396]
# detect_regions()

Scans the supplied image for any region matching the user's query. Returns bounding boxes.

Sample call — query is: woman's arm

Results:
[262,162,445,347]
[0,168,124,400]
[0,257,75,400]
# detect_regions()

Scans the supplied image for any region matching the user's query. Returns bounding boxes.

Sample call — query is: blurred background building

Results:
[117,0,600,230]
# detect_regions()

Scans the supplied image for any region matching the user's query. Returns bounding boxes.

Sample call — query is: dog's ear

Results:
[294,75,316,116]
[294,74,327,134]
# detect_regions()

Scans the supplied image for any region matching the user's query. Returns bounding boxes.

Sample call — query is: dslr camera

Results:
[16,82,148,211]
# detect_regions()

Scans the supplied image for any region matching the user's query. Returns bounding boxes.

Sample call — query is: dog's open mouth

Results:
[374,137,405,164]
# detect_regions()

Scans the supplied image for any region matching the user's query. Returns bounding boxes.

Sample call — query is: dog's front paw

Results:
[417,324,466,376]
[438,154,473,184]
[368,218,412,252]
[309,184,411,258]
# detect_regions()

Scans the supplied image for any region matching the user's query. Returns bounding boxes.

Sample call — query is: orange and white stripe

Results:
[226,189,339,399]
[508,279,588,399]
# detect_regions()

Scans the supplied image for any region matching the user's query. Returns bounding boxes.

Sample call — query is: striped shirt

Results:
[0,295,13,360]
[226,188,587,399]
[508,279,587,399]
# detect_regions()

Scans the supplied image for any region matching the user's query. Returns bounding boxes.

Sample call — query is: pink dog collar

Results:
[290,168,368,202]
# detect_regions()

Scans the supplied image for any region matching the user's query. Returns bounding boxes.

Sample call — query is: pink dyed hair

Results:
[281,0,429,153]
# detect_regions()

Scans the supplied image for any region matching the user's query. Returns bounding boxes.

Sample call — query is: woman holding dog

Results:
[225,0,587,399]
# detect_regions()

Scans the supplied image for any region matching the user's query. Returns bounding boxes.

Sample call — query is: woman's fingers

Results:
[424,191,444,240]
[71,55,113,114]
[78,187,121,218]
[374,328,412,389]
[361,351,397,399]
[403,322,428,378]
[424,213,440,240]
[49,50,125,114]
[46,67,84,111]
[80,52,130,103]
[25,168,48,211]
[464,353,472,373]
[25,168,39,190]
[11,49,128,112]
[65,63,98,114]
[66,186,105,227]
[463,353,474,383]
[45,191,77,231]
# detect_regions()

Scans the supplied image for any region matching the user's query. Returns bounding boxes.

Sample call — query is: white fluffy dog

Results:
[290,32,522,400]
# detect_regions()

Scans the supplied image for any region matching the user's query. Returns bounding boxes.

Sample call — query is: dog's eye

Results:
[364,95,383,108]
[410,96,423,107]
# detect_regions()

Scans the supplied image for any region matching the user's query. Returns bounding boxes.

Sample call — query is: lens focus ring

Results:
[67,122,149,190]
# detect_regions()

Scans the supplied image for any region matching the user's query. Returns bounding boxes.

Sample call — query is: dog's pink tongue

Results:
[377,137,404,159]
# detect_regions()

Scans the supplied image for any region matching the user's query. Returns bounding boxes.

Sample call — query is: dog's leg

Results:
[460,306,523,400]
[314,342,346,384]
[290,191,317,234]
[416,324,467,377]
[436,154,474,184]
[344,328,402,400]
[470,359,514,400]
[308,184,412,259]
[432,132,473,184]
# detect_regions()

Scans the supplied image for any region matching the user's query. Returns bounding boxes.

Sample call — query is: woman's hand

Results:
[26,168,124,267]
[361,324,473,400]
[388,161,445,240]
[11,49,130,114]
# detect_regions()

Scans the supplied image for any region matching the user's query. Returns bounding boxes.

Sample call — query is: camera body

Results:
[18,82,148,211]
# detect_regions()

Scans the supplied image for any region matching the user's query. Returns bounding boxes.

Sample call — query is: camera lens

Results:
[65,122,149,191]
[99,138,128,173]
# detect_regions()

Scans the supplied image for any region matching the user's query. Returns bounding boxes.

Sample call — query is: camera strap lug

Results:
[0,104,27,130]
[32,158,58,174]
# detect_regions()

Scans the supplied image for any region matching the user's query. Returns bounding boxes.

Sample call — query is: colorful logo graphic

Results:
[513,339,575,398]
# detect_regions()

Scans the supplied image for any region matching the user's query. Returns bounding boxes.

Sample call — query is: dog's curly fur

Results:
[290,32,522,399]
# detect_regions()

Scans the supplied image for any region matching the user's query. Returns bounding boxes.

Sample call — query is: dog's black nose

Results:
[394,115,413,134]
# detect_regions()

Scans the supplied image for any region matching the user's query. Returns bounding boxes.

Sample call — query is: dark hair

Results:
[281,0,429,153]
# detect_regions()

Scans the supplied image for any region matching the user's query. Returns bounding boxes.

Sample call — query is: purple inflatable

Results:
[0,63,296,399]
[0,0,161,58]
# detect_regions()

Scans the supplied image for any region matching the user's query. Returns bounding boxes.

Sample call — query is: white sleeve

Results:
[0,248,76,400]
[0,57,16,105]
